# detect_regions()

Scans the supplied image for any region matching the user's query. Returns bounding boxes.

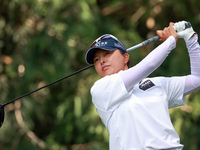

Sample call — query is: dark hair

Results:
[119,50,130,68]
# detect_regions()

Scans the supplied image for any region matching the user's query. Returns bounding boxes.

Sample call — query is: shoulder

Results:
[139,76,185,89]
[91,71,129,98]
[92,72,123,90]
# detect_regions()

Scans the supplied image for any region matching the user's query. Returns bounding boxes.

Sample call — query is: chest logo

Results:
[139,79,155,91]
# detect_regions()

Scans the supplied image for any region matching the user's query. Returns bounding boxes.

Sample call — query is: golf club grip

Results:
[141,21,191,47]
[141,36,160,46]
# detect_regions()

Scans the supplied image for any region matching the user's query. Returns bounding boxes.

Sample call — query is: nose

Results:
[100,57,105,64]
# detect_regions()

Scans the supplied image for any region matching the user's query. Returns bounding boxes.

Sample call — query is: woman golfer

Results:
[85,21,200,150]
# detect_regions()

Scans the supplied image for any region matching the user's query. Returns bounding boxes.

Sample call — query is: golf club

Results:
[0,21,191,128]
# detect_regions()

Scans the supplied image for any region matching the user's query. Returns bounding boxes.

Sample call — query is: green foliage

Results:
[1,0,200,149]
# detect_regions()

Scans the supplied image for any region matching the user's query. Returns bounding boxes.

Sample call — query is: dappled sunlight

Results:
[18,64,25,77]
[1,0,200,149]
[179,105,193,113]
[146,17,155,29]
[2,55,13,65]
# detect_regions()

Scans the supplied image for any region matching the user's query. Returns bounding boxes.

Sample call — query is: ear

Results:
[123,53,130,64]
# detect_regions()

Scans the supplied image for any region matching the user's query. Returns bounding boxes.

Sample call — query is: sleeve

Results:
[184,34,200,95]
[91,72,131,112]
[121,36,176,92]
[164,76,186,108]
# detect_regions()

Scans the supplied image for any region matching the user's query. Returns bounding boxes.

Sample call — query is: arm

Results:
[121,23,178,92]
[184,34,200,95]
[173,21,200,95]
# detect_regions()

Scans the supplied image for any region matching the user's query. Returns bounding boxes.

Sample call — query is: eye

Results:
[93,58,99,63]
[105,51,111,55]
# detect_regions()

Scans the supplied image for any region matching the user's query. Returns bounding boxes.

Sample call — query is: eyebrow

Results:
[93,54,98,58]
[93,49,105,58]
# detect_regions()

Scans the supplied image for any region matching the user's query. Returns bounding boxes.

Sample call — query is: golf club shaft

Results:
[127,36,160,52]
[2,35,161,107]
[127,22,192,52]
[2,65,94,106]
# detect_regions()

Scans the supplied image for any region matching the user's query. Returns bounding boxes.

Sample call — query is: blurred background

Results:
[0,0,200,149]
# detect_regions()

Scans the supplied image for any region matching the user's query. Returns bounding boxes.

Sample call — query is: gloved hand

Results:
[173,21,196,41]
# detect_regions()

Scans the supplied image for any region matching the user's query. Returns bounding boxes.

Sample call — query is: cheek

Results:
[113,56,126,67]
[94,64,103,76]
[94,65,99,73]
[114,62,124,71]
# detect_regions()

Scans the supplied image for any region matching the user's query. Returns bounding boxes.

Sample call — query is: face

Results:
[93,49,129,77]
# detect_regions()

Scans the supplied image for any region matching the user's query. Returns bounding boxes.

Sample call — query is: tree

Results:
[0,0,200,149]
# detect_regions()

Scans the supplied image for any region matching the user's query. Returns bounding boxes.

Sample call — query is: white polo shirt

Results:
[91,72,186,150]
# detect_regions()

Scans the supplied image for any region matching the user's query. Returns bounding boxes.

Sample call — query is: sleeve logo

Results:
[139,79,155,91]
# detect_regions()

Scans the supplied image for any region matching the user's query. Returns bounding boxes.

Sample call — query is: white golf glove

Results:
[173,21,195,41]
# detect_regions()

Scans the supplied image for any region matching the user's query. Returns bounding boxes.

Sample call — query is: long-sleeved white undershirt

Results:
[184,34,200,95]
[121,34,200,96]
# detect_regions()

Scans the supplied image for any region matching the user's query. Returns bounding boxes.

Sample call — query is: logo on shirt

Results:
[139,79,155,91]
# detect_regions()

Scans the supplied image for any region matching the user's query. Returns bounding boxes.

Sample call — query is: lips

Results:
[102,65,109,71]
